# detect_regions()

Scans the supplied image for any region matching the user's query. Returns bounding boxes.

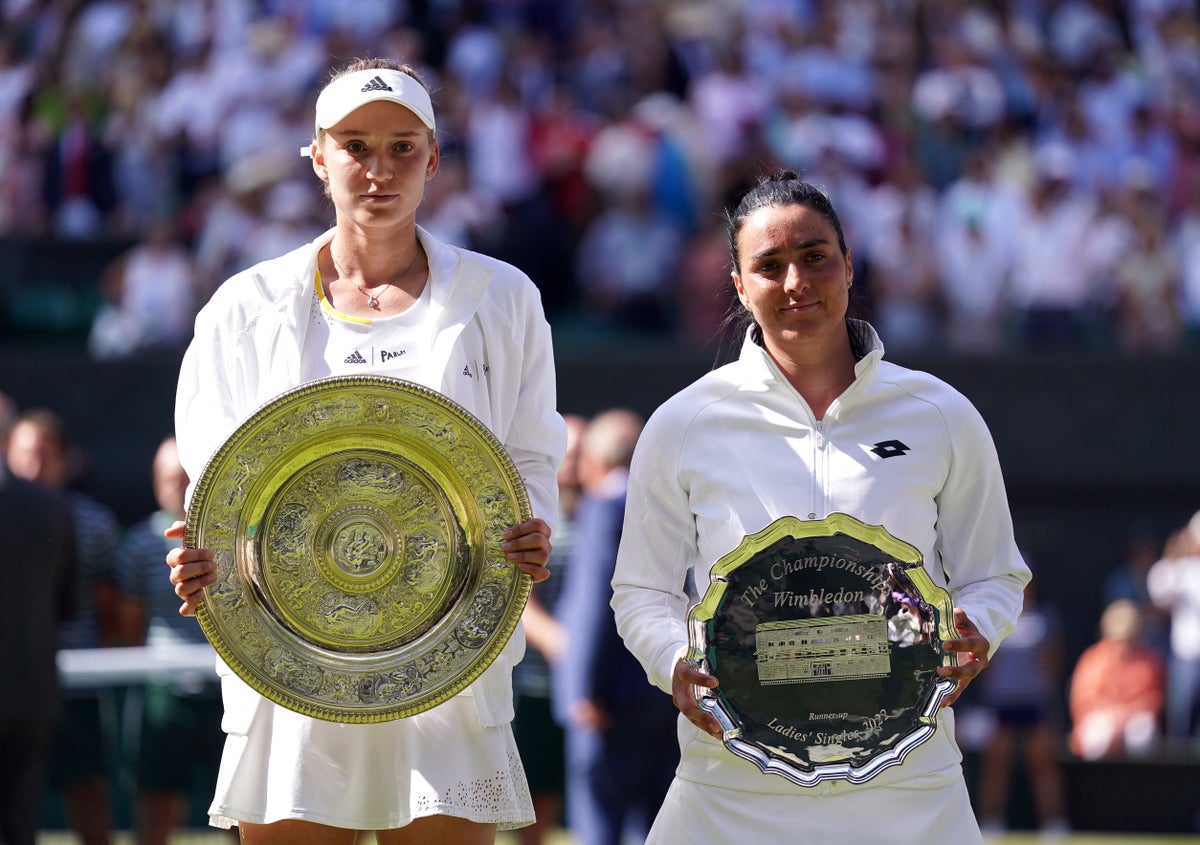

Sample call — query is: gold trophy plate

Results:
[186,375,532,723]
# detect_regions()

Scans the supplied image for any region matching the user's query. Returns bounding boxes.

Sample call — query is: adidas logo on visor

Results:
[361,76,393,93]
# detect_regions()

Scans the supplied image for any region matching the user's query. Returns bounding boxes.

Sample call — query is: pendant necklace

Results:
[357,284,381,308]
[329,249,424,310]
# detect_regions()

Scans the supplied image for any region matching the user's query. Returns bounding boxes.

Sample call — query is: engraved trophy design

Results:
[187,375,531,723]
[687,514,959,785]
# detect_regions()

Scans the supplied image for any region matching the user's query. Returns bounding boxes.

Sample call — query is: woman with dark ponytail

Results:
[611,170,1031,844]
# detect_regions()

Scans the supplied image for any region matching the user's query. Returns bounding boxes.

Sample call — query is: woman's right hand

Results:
[164,520,216,617]
[672,657,723,739]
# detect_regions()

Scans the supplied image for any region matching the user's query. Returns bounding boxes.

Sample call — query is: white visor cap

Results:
[314,68,436,136]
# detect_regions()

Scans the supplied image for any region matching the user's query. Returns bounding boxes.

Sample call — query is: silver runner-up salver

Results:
[687,514,958,785]
[186,374,532,723]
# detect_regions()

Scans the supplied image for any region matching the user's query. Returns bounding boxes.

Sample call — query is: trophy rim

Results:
[187,374,532,723]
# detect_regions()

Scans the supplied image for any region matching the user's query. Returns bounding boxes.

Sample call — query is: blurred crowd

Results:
[0,0,1198,357]
[954,513,1200,835]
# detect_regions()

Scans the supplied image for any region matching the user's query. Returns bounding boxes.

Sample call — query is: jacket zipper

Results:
[811,417,827,519]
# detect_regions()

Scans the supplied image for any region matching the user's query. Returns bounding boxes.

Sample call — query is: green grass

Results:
[34,831,1200,845]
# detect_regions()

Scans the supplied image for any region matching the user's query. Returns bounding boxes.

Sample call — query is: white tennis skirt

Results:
[647,764,983,845]
[207,672,535,831]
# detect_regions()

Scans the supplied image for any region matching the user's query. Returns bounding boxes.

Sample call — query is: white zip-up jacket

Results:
[612,325,1030,792]
[176,225,565,727]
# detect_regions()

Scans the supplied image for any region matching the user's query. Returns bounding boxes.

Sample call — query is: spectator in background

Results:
[1173,182,1200,347]
[1121,103,1178,200]
[462,74,540,211]
[910,32,1006,190]
[574,178,684,334]
[1038,97,1121,198]
[512,413,587,845]
[7,408,121,845]
[463,105,580,324]
[1105,520,1171,658]
[1005,144,1099,351]
[0,397,79,845]
[114,436,234,845]
[0,34,38,234]
[54,0,138,96]
[0,104,42,235]
[35,85,118,238]
[627,92,706,240]
[241,177,327,268]
[88,217,199,360]
[1147,511,1200,741]
[148,40,226,202]
[687,47,770,172]
[0,390,15,458]
[1069,599,1165,760]
[677,214,737,349]
[554,409,678,845]
[526,82,601,238]
[0,35,34,130]
[935,149,1020,355]
[190,151,297,298]
[212,19,324,178]
[861,154,943,355]
[973,577,1071,835]
[1111,208,1183,353]
[98,5,180,236]
[418,155,501,249]
[1083,159,1186,354]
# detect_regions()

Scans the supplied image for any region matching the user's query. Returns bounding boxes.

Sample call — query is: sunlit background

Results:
[2,0,1200,842]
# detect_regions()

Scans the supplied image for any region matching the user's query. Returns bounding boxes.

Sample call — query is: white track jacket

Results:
[612,325,1031,793]
[176,225,565,727]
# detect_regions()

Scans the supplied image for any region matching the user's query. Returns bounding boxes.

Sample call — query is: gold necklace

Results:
[329,248,425,309]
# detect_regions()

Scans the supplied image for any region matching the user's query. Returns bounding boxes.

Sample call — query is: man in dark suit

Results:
[552,409,679,845]
[0,399,79,845]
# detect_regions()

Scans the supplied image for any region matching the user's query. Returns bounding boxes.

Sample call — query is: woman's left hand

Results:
[503,517,553,583]
[937,607,991,708]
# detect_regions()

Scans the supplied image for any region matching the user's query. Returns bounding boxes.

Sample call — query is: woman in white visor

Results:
[165,57,566,844]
